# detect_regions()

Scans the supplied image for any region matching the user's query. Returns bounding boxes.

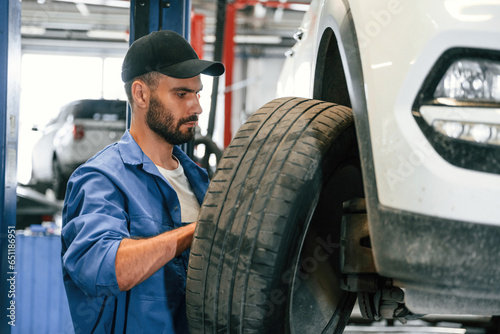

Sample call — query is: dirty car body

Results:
[277,0,500,315]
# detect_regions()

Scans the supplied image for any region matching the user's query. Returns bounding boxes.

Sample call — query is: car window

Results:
[70,100,127,121]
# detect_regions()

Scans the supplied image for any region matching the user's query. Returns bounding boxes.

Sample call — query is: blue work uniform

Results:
[61,130,209,333]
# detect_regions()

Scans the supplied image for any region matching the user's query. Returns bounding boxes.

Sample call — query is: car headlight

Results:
[434,59,500,103]
[412,48,500,174]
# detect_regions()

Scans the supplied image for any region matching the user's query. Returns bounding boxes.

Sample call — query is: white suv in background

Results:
[30,99,126,199]
[186,1,500,333]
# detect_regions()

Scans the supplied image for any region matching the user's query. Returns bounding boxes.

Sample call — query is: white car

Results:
[31,99,127,199]
[186,1,500,333]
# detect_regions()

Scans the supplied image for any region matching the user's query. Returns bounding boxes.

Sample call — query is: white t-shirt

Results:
[156,160,201,223]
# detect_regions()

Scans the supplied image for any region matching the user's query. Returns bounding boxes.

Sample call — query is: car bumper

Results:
[369,204,500,315]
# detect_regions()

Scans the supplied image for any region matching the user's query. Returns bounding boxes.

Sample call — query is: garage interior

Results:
[1,0,498,333]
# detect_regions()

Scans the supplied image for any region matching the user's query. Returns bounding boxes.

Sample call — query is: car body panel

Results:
[349,0,500,226]
[54,119,125,171]
[31,123,59,182]
[277,0,500,314]
[278,0,500,226]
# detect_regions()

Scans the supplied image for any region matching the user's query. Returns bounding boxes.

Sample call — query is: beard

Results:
[146,94,197,145]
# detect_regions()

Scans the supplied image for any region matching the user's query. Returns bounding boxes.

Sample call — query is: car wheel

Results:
[193,136,223,179]
[52,158,68,200]
[186,97,364,333]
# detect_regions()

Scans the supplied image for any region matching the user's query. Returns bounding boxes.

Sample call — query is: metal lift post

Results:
[1,0,21,333]
[128,0,193,155]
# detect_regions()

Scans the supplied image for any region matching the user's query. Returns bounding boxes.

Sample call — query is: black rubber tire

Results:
[187,97,364,333]
[193,136,223,179]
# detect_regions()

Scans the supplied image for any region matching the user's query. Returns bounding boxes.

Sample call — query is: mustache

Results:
[179,115,199,124]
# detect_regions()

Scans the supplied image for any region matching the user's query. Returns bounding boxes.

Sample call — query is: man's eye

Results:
[177,93,186,98]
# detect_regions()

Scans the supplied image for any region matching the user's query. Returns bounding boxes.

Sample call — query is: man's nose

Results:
[191,94,203,115]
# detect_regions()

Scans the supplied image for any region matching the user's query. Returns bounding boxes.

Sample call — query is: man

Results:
[61,30,224,333]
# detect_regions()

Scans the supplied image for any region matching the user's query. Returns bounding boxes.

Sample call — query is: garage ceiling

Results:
[21,0,310,56]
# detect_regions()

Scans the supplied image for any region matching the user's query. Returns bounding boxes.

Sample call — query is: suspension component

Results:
[340,198,424,323]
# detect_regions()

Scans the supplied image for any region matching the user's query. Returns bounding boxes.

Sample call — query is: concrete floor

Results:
[346,325,477,334]
[345,318,492,334]
[345,306,495,334]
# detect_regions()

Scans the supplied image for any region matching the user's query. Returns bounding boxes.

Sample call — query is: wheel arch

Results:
[313,27,351,108]
[312,11,384,271]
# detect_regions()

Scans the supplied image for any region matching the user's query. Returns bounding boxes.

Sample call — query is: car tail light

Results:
[73,124,84,140]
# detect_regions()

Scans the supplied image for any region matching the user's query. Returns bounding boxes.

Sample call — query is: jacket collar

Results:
[117,130,147,166]
[117,130,209,201]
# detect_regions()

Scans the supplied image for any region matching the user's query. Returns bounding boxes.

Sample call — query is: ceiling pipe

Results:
[223,2,235,148]
[207,0,227,140]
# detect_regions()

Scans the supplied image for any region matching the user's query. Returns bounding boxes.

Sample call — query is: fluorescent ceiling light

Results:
[234,35,282,44]
[87,30,129,41]
[288,4,310,11]
[55,0,129,8]
[204,35,282,45]
[21,26,46,35]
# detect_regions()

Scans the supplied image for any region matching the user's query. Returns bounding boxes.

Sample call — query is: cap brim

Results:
[158,59,225,79]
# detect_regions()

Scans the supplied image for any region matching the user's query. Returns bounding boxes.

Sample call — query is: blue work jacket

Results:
[61,130,209,333]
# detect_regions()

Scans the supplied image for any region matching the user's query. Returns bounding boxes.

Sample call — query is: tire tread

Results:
[187,97,355,333]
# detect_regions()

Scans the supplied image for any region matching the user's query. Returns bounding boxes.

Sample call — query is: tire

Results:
[187,97,364,333]
[52,158,68,200]
[193,136,223,179]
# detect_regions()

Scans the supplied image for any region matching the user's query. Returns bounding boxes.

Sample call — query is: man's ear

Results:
[131,80,150,109]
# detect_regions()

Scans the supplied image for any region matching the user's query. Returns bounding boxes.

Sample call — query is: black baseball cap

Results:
[121,30,224,82]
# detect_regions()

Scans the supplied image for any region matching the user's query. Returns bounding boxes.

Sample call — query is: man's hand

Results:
[115,222,197,291]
